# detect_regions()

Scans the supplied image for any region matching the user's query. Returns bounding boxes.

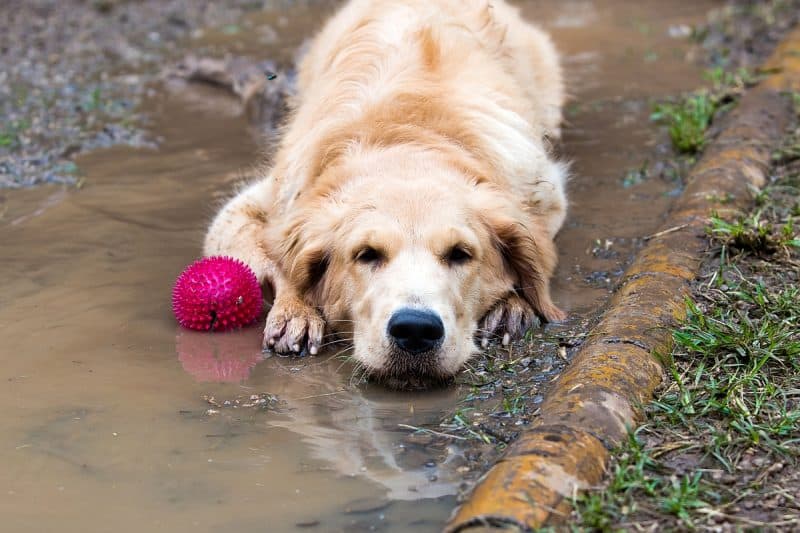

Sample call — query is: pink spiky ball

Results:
[172,256,263,331]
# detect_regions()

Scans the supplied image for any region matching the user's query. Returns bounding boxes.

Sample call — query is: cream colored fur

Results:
[205,0,566,387]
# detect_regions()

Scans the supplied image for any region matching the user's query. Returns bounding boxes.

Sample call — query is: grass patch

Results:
[652,93,718,153]
[651,68,758,154]
[0,119,30,149]
[704,66,758,94]
[709,210,800,255]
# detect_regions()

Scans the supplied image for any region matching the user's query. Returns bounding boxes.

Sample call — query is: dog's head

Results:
[275,148,563,388]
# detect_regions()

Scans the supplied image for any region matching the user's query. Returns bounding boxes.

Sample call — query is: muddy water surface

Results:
[0,1,718,531]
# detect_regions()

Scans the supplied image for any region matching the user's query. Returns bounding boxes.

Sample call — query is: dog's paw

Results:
[478,294,539,348]
[263,296,325,355]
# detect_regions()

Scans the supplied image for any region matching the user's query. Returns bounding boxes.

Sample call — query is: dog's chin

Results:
[365,350,455,390]
[373,372,454,391]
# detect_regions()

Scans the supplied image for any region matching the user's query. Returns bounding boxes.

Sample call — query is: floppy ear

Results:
[270,206,332,300]
[480,191,566,323]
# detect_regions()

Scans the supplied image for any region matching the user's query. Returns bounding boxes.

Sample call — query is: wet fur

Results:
[205,0,567,387]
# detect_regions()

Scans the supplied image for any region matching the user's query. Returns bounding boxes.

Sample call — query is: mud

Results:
[1,1,720,531]
[0,0,323,188]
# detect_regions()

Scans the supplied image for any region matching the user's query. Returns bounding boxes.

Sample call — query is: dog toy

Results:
[172,256,262,331]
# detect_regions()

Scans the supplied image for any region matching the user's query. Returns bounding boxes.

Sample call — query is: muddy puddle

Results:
[0,1,719,531]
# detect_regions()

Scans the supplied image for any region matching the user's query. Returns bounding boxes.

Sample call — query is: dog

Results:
[204,0,567,389]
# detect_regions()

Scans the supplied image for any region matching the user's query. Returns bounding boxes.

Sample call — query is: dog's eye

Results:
[446,246,472,265]
[355,247,383,264]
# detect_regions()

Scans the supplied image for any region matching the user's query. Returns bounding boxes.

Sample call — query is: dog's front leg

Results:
[205,180,280,284]
[204,179,325,355]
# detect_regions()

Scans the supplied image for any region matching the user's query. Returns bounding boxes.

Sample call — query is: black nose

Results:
[387,308,445,354]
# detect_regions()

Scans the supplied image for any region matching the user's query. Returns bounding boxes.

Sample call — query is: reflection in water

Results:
[176,329,266,383]
[263,354,463,501]
[177,329,462,500]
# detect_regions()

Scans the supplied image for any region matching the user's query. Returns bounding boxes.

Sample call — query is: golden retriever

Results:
[204,0,567,388]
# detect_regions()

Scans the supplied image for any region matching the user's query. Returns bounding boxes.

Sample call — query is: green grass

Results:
[651,68,759,155]
[571,430,662,530]
[652,93,718,153]
[0,119,30,149]
[571,429,718,530]
[704,66,758,93]
[709,210,800,255]
[665,286,800,453]
[660,472,708,524]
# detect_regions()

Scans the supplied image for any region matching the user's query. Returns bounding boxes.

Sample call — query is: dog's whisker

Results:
[315,331,355,342]
[329,344,355,361]
[349,361,370,386]
[317,338,354,350]
[347,360,362,380]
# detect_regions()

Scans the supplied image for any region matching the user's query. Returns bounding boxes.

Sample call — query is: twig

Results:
[397,423,468,440]
[288,389,348,401]
[643,223,691,241]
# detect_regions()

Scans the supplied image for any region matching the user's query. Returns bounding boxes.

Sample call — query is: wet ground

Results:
[1,1,722,531]
[1,0,247,187]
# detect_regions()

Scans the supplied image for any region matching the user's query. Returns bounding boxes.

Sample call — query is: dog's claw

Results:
[478,294,537,347]
[263,296,325,356]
